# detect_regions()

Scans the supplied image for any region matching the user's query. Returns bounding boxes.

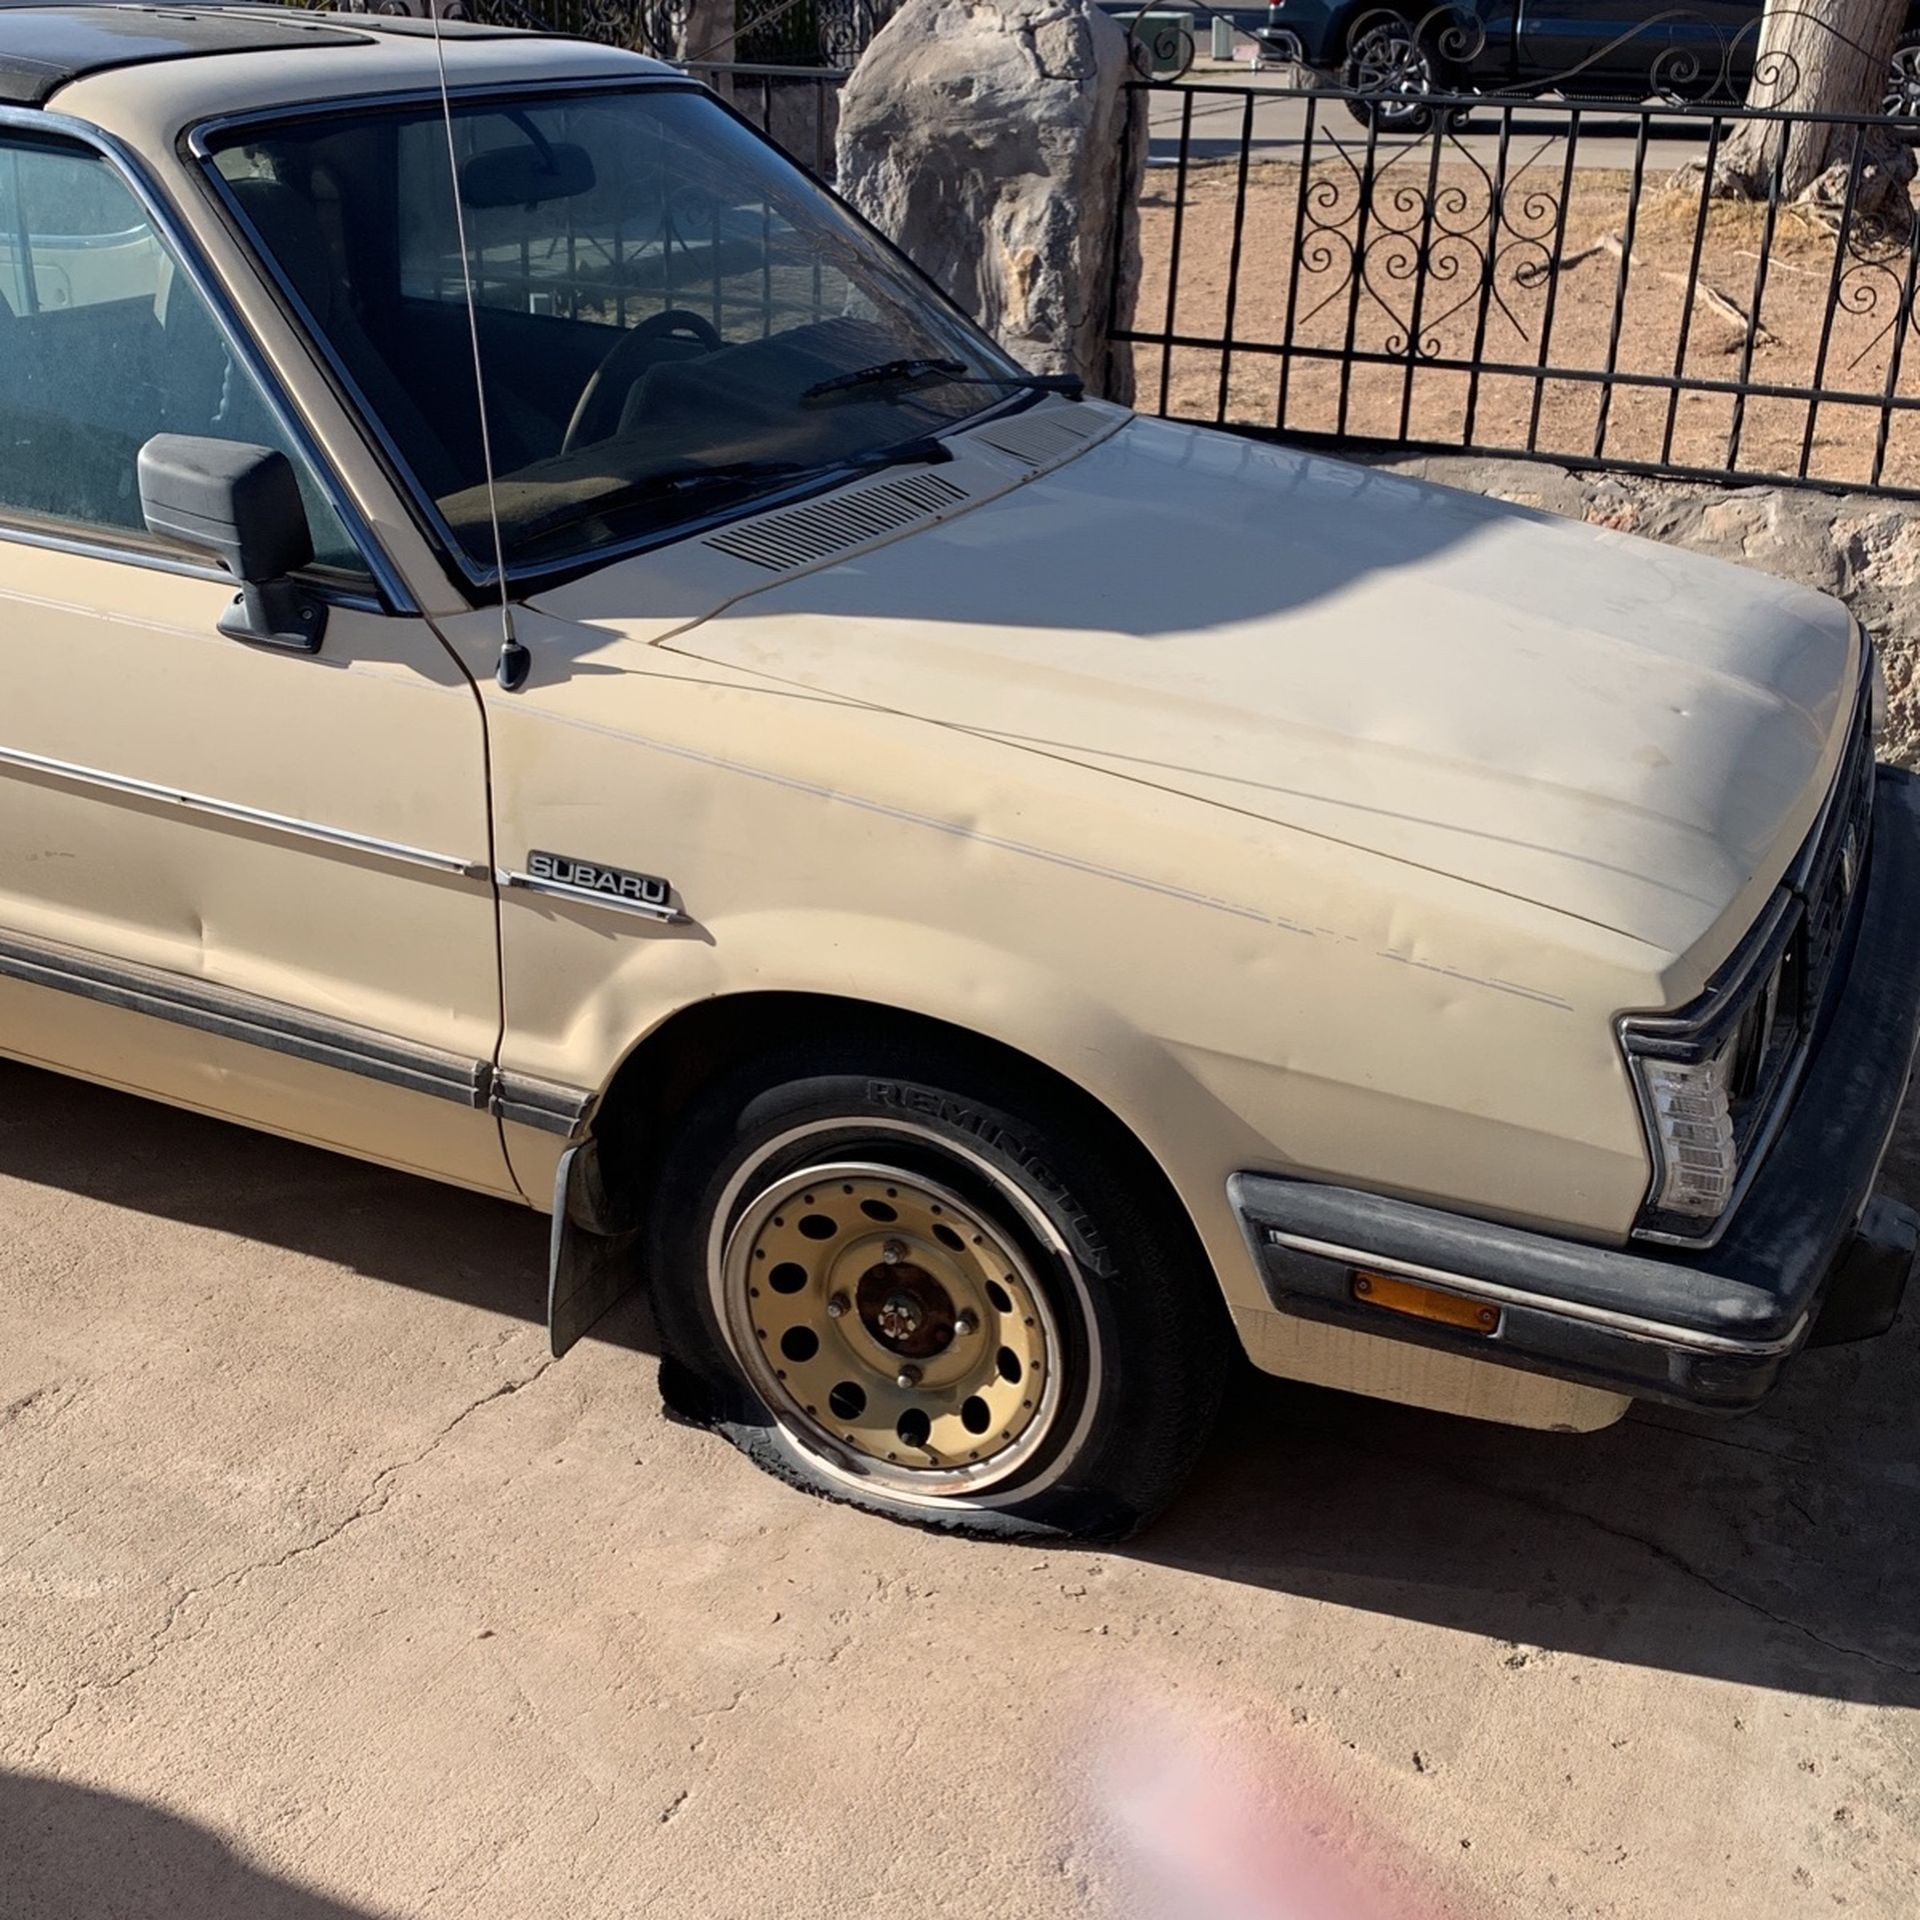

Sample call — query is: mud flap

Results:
[547,1144,643,1358]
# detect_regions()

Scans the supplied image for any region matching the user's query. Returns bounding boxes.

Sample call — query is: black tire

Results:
[1343,17,1436,133]
[1888,31,1920,140]
[647,1037,1230,1543]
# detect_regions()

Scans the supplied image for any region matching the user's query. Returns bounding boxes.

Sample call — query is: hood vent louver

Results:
[972,409,1102,467]
[702,470,970,573]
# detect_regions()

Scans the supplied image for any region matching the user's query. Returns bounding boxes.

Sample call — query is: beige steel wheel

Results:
[650,1045,1231,1540]
[718,1157,1070,1500]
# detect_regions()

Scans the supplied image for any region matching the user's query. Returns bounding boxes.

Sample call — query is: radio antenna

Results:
[428,4,531,692]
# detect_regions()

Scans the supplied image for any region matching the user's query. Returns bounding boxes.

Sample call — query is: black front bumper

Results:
[1233,767,1920,1414]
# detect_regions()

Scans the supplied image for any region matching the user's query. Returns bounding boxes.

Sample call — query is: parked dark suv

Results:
[1255,2,1920,129]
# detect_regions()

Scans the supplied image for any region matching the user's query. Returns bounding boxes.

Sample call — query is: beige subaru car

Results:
[3,6,1917,1540]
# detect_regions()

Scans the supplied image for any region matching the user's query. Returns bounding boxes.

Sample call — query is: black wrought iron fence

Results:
[1122,80,1920,498]
[1119,6,1920,499]
[446,0,890,66]
[430,0,859,173]
[683,60,848,178]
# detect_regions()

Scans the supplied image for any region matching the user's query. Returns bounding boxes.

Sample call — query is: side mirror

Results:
[138,435,327,654]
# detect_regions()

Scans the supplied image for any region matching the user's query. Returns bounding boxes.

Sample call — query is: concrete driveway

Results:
[2,1057,1917,1918]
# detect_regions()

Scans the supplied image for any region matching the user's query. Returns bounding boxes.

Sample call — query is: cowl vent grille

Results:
[973,410,1101,467]
[703,470,969,572]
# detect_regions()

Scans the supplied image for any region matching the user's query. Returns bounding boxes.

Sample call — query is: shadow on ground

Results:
[1138,1093,1920,1709]
[7,1057,1918,1708]
[0,1058,585,1342]
[0,1771,385,1920]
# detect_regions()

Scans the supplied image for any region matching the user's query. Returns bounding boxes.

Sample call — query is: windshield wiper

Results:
[511,458,810,544]
[802,358,1084,406]
[507,435,959,558]
[837,433,956,473]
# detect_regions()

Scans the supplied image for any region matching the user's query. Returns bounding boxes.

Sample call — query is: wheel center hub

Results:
[876,1294,922,1339]
[856,1260,956,1358]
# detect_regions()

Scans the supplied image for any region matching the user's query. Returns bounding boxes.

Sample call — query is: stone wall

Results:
[1368,453,1920,769]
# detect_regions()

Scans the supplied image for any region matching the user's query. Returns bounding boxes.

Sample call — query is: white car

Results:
[1,4,1914,1540]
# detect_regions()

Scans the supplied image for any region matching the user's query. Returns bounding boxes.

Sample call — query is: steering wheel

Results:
[562,308,725,453]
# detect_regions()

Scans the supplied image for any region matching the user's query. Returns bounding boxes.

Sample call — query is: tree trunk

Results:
[1714,0,1910,209]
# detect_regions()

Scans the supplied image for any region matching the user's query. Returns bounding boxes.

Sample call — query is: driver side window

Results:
[0,136,366,577]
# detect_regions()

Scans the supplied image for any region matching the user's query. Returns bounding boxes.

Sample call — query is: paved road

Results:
[1148,71,1720,173]
[3,1057,1919,1917]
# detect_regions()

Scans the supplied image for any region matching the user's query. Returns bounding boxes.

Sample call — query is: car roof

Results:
[0,6,360,106]
[0,4,642,114]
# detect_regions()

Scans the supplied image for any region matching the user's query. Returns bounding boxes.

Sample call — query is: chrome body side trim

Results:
[0,927,492,1106]
[0,924,601,1130]
[499,866,690,924]
[493,1072,596,1136]
[0,740,489,877]
[0,106,418,616]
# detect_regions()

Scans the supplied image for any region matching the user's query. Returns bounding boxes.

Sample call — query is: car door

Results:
[1672,0,1762,96]
[0,125,512,1195]
[1513,2,1688,90]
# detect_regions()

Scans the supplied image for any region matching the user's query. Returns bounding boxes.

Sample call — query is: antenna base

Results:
[496,638,532,692]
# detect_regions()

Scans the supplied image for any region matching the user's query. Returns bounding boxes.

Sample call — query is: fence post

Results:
[834,0,1144,401]
[675,0,733,89]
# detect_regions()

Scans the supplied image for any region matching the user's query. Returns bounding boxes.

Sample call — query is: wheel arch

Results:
[583,990,1213,1259]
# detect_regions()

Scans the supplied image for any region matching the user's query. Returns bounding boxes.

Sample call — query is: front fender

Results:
[507,902,1280,1308]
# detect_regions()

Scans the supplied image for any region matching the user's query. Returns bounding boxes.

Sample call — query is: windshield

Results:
[202,85,1022,578]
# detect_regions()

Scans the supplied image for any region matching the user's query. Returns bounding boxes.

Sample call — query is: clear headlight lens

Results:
[1623,937,1788,1237]
[1637,1043,1739,1221]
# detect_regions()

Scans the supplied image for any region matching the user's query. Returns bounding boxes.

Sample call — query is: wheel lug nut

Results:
[896,1365,922,1389]
[826,1293,849,1319]
[952,1314,977,1337]
[882,1240,906,1265]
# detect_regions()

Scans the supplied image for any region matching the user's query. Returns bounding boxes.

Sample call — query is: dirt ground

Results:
[1135,155,1920,493]
[2,1058,1919,1917]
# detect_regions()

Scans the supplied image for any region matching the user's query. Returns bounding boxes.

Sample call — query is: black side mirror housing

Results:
[138,435,327,654]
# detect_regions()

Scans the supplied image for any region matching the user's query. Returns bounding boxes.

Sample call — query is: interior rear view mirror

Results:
[137,434,327,654]
[460,140,596,210]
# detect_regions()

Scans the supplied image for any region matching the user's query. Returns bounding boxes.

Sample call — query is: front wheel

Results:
[647,1042,1230,1541]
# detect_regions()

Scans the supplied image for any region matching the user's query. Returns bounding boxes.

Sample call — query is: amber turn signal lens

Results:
[1350,1270,1500,1334]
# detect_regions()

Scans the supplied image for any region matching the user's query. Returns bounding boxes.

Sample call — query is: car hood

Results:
[657,415,1859,963]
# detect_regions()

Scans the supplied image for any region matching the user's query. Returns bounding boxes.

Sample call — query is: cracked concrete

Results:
[4,1057,1920,1917]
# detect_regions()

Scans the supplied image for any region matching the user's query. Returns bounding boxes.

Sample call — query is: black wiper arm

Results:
[836,433,956,474]
[801,357,967,403]
[801,359,1084,406]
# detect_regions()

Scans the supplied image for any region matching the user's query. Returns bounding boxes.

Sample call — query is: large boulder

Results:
[834,0,1143,401]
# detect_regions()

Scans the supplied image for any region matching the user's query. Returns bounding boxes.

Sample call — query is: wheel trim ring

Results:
[705,1117,1102,1510]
